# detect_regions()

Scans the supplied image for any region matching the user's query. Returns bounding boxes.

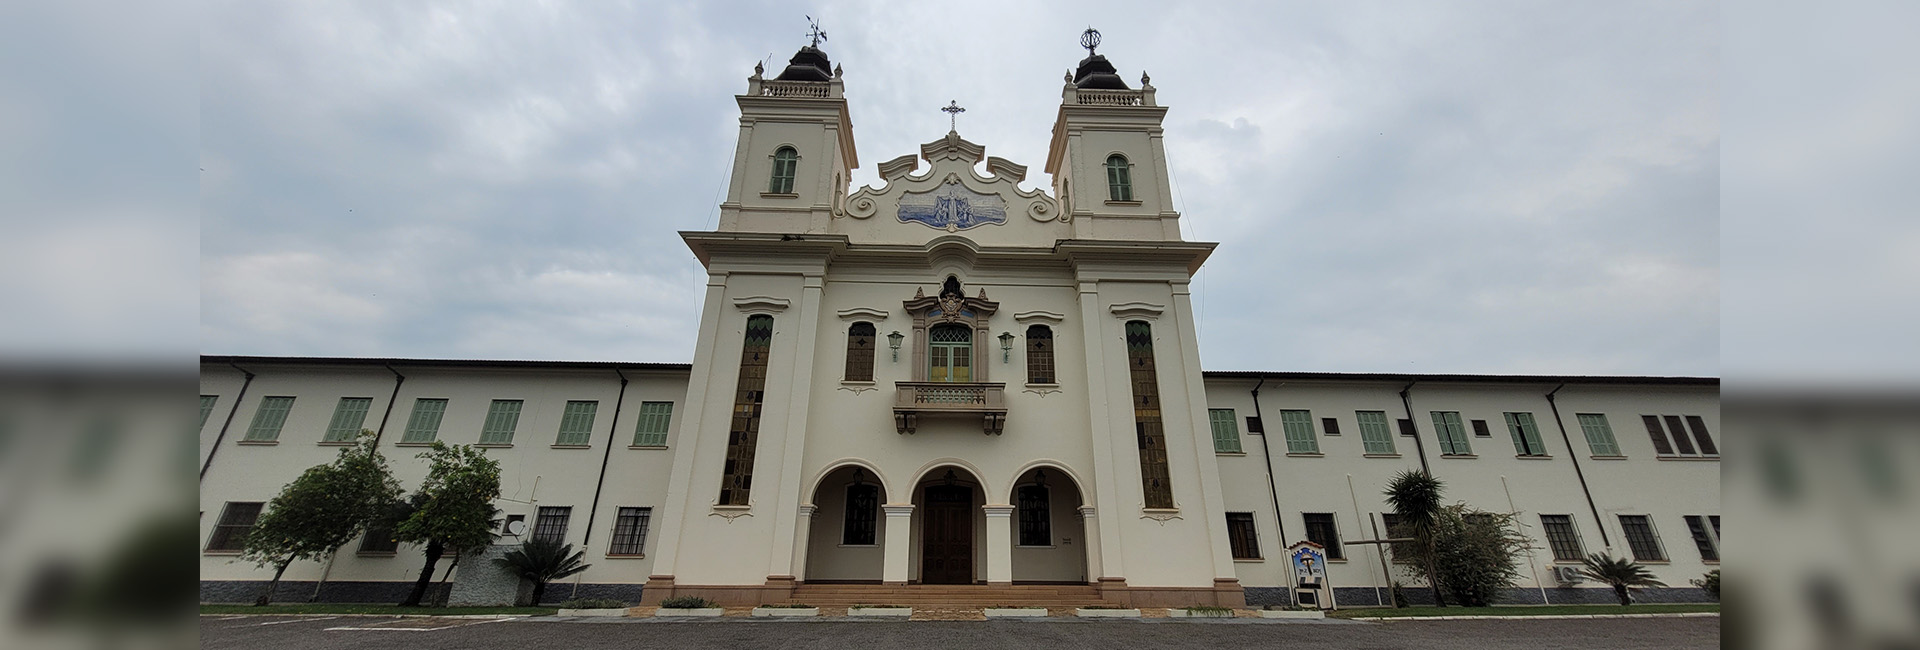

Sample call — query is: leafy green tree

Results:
[1580,553,1667,605]
[1426,505,1529,606]
[240,432,402,605]
[395,442,501,607]
[493,538,592,606]
[1691,569,1720,601]
[1383,469,1447,607]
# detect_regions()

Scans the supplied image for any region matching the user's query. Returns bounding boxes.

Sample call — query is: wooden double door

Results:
[920,485,974,584]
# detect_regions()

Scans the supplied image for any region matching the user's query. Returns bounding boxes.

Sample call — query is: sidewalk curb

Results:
[1351,612,1719,621]
[201,613,538,619]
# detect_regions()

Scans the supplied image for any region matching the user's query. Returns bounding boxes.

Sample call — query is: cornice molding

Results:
[1108,302,1165,320]
[1013,310,1067,325]
[837,307,890,321]
[732,296,791,313]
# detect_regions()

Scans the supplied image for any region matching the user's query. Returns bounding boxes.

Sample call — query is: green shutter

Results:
[1504,412,1546,456]
[1431,411,1470,455]
[1208,408,1241,453]
[323,397,373,442]
[1356,410,1397,454]
[1280,409,1318,454]
[243,396,294,441]
[199,395,218,429]
[402,399,447,443]
[556,400,598,446]
[1576,413,1621,456]
[480,400,522,444]
[633,401,674,447]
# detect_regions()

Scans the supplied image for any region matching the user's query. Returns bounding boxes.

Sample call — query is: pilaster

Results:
[983,504,1015,585]
[882,504,915,584]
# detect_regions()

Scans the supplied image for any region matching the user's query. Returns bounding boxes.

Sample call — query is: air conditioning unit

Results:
[1553,565,1586,584]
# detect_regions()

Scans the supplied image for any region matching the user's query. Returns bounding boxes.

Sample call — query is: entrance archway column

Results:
[882,504,914,584]
[1078,506,1102,584]
[792,505,815,582]
[982,504,1015,585]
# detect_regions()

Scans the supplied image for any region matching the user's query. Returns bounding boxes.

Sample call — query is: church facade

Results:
[199,41,1720,608]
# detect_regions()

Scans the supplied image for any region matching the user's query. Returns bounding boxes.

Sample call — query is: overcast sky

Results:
[196,0,1720,376]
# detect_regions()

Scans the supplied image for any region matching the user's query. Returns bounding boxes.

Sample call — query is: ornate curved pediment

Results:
[843,132,1062,229]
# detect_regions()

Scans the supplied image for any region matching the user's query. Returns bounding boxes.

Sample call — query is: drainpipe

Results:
[1250,377,1294,607]
[371,365,406,448]
[199,362,255,481]
[574,368,629,600]
[1544,384,1611,549]
[1397,382,1430,475]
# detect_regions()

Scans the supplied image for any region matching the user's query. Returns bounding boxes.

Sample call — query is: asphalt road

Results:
[201,614,1721,649]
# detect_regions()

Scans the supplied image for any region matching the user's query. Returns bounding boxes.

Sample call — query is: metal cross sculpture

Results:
[1080,27,1101,56]
[805,16,828,47]
[942,100,966,131]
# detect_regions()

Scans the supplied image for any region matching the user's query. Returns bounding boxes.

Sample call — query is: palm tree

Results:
[1383,469,1447,607]
[1579,553,1667,605]
[492,538,591,606]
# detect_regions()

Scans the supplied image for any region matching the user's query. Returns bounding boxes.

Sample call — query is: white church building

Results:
[199,37,1719,609]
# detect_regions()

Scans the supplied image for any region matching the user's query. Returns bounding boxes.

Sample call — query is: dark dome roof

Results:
[1073,54,1129,90]
[775,46,833,82]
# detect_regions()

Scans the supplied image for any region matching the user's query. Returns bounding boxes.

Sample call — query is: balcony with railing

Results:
[893,382,1007,435]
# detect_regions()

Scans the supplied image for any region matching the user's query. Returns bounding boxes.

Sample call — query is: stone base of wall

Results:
[200,580,644,606]
[1242,585,1711,608]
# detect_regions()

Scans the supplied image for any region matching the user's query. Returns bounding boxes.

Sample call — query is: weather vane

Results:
[805,15,828,47]
[1080,27,1101,56]
[942,100,965,131]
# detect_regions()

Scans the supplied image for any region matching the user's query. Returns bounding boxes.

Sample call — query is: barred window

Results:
[843,483,879,545]
[243,396,295,442]
[1025,325,1055,384]
[1125,321,1173,509]
[632,401,673,447]
[1226,512,1260,559]
[844,322,876,382]
[609,507,652,555]
[1280,409,1319,454]
[1539,514,1585,562]
[718,315,774,506]
[480,399,522,445]
[323,397,373,442]
[533,506,572,545]
[769,147,798,194]
[1017,485,1051,546]
[205,502,262,552]
[1356,411,1397,454]
[1303,512,1343,559]
[1618,514,1666,562]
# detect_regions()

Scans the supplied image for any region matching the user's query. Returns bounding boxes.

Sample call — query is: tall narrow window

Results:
[1431,411,1472,455]
[199,395,218,428]
[358,522,400,554]
[1208,408,1242,453]
[844,322,876,382]
[1025,325,1055,384]
[1379,513,1415,562]
[1504,412,1548,456]
[1643,415,1718,457]
[1664,415,1697,455]
[555,400,598,446]
[479,399,522,445]
[1576,413,1622,456]
[718,315,774,506]
[1618,514,1666,562]
[1684,515,1720,562]
[1641,415,1676,455]
[769,146,798,194]
[843,483,879,545]
[401,398,447,443]
[632,401,673,447]
[322,397,373,442]
[928,323,973,383]
[1303,513,1344,559]
[1356,411,1397,454]
[243,396,295,442]
[1280,409,1319,454]
[1539,514,1585,562]
[205,502,263,552]
[1105,154,1132,201]
[1684,416,1718,455]
[609,507,652,555]
[532,506,572,544]
[1017,484,1051,546]
[1125,321,1173,509]
[1226,512,1260,559]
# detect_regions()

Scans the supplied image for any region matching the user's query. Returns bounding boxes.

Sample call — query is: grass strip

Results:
[1330,603,1719,619]
[201,604,558,616]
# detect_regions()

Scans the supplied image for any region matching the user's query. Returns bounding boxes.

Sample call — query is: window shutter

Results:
[402,399,447,443]
[633,402,673,447]
[1641,415,1675,455]
[1280,410,1318,454]
[243,397,295,442]
[557,401,598,446]
[480,400,522,444]
[1576,414,1621,456]
[1208,409,1241,453]
[1685,416,1718,455]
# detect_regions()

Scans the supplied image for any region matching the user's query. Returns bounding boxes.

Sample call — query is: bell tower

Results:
[1044,29,1181,241]
[719,33,859,234]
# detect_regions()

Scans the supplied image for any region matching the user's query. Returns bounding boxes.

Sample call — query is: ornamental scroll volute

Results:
[902,277,1000,382]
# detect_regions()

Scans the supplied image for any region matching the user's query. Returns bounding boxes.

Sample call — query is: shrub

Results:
[1183,606,1233,617]
[558,598,627,609]
[756,603,815,608]
[1402,504,1529,607]
[1691,569,1720,601]
[659,596,718,609]
[849,604,906,609]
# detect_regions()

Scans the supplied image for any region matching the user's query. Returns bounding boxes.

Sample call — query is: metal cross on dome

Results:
[805,15,828,47]
[1080,27,1101,55]
[942,100,965,131]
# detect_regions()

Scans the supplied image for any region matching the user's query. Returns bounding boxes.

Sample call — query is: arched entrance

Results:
[1009,465,1089,583]
[910,465,986,584]
[803,464,888,582]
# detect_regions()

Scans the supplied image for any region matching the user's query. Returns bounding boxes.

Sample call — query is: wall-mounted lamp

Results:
[887,330,904,361]
[998,331,1016,362]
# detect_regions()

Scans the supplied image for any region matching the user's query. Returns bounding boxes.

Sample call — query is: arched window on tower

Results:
[845,322,875,382]
[1025,325,1055,384]
[1105,154,1133,201]
[769,146,799,194]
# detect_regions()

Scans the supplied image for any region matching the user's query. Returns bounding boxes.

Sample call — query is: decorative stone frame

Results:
[901,279,1000,382]
[762,144,803,198]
